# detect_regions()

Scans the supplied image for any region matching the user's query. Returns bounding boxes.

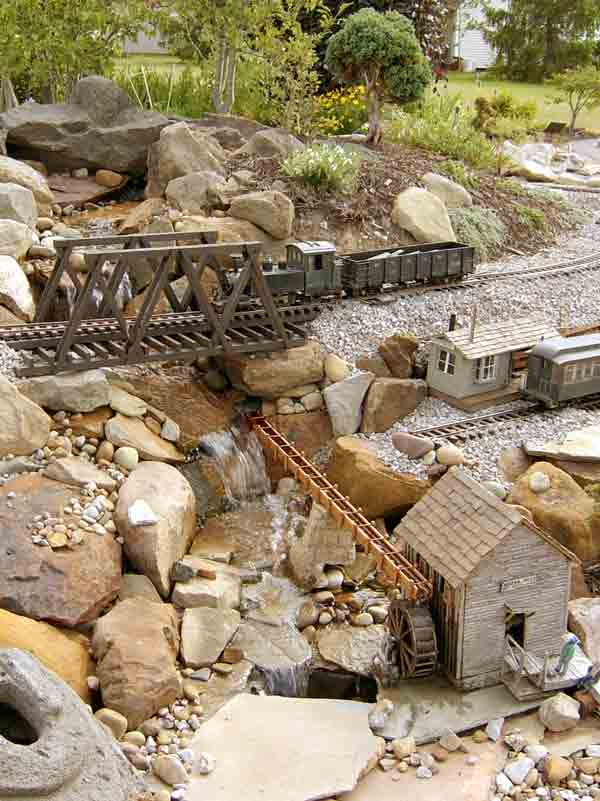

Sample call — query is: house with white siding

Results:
[449,0,505,69]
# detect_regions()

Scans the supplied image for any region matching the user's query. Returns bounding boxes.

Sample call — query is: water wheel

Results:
[389,602,438,678]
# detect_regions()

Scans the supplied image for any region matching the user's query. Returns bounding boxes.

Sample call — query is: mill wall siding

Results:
[460,524,571,683]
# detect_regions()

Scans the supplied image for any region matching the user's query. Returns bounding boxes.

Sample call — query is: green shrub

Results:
[474,91,537,131]
[387,94,496,169]
[448,206,507,261]
[113,66,212,118]
[281,144,362,193]
[438,160,480,190]
[496,178,528,197]
[516,204,548,231]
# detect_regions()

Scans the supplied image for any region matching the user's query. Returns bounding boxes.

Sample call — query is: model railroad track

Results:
[360,250,600,305]
[411,393,600,443]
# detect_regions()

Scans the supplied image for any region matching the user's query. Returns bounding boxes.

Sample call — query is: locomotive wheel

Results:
[389,602,438,678]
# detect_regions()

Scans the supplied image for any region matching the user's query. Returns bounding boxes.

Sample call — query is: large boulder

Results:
[0,220,35,261]
[181,607,241,667]
[165,170,227,214]
[507,462,600,561]
[229,190,295,239]
[0,374,51,457]
[92,598,180,729]
[0,649,139,801]
[17,369,111,413]
[327,436,430,518]
[568,598,600,663]
[115,462,196,597]
[361,378,427,433]
[238,128,304,160]
[391,187,455,242]
[421,172,473,209]
[0,474,122,626]
[289,502,355,588]
[105,414,184,463]
[323,372,374,437]
[224,341,324,399]
[0,255,35,319]
[0,608,93,702]
[0,76,169,174]
[146,122,226,197]
[0,182,37,227]
[538,693,580,732]
[378,333,418,378]
[0,154,54,214]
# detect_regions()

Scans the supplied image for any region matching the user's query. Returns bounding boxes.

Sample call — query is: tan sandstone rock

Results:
[0,374,50,457]
[327,437,430,519]
[92,598,180,729]
[508,462,598,561]
[289,502,355,588]
[377,334,418,379]
[568,597,600,663]
[361,378,427,433]
[224,341,324,399]
[115,461,196,597]
[229,190,294,240]
[0,608,93,702]
[105,414,184,463]
[391,187,455,243]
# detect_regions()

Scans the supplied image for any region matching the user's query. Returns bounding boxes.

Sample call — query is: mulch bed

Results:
[226,142,583,260]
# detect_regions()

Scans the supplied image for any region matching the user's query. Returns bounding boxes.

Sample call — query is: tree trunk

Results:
[212,37,237,114]
[543,20,555,77]
[569,107,578,137]
[366,86,382,145]
[0,78,18,112]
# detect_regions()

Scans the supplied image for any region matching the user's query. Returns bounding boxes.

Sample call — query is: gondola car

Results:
[233,240,476,303]
[525,334,600,407]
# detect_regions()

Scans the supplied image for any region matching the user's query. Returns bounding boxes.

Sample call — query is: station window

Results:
[476,355,496,382]
[438,349,455,375]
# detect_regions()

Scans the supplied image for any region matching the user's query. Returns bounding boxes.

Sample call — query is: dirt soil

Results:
[228,142,583,259]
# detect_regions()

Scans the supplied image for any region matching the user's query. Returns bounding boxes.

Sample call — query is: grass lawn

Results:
[447,71,600,131]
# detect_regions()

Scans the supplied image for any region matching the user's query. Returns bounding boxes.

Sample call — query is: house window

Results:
[438,349,455,375]
[476,355,496,382]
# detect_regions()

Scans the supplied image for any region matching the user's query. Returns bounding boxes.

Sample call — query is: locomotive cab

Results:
[286,241,341,297]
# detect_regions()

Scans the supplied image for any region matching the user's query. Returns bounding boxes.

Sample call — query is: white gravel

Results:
[366,397,600,484]
[312,197,600,362]
[313,190,600,484]
[0,342,23,381]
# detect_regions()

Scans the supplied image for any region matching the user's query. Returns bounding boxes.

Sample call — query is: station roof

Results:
[530,334,600,365]
[437,317,558,360]
[394,468,577,588]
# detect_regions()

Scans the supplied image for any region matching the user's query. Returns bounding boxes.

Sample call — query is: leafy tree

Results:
[0,0,147,102]
[547,66,600,134]
[477,0,600,82]
[325,8,431,144]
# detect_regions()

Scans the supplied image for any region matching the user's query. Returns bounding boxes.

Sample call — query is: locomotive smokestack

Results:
[448,313,457,331]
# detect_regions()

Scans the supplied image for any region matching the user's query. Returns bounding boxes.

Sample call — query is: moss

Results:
[438,160,481,190]
[516,204,549,232]
[448,206,507,261]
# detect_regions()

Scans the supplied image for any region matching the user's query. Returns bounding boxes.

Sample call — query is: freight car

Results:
[525,334,600,407]
[230,240,476,302]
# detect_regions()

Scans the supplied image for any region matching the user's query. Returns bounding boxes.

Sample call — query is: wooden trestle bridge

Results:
[2,231,320,378]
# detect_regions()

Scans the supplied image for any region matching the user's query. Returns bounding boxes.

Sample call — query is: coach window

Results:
[565,365,576,383]
[594,362,600,377]
[576,365,585,382]
[584,363,593,379]
[438,349,455,375]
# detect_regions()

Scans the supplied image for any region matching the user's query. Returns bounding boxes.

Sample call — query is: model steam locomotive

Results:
[228,240,476,302]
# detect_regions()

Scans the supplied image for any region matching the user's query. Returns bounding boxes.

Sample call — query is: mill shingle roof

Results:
[394,468,577,587]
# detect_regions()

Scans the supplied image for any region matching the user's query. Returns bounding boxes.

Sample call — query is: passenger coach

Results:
[526,334,600,407]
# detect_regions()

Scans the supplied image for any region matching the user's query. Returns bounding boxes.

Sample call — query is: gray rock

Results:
[146,122,226,198]
[316,625,389,676]
[118,573,162,604]
[421,172,473,209]
[0,155,54,215]
[229,190,294,240]
[0,648,139,801]
[0,76,168,174]
[171,560,198,582]
[504,756,534,785]
[17,369,111,412]
[238,129,305,160]
[289,502,355,589]
[0,182,38,227]
[0,255,35,321]
[165,170,227,214]
[0,220,35,262]
[323,372,374,437]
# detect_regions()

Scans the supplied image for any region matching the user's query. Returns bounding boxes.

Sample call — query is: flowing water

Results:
[198,427,270,506]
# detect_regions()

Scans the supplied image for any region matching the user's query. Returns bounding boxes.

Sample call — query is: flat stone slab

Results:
[184,694,379,801]
[525,425,600,463]
[380,675,542,744]
[48,174,127,208]
[43,455,117,491]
